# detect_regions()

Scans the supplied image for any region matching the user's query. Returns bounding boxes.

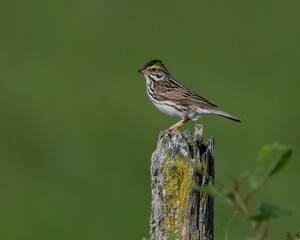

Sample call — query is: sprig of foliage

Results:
[192,143,294,239]
[142,143,295,240]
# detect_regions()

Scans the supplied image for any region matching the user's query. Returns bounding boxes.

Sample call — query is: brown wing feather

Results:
[152,77,218,109]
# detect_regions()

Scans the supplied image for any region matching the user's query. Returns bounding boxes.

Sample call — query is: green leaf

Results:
[168,232,179,240]
[191,184,235,204]
[182,157,205,175]
[259,143,278,161]
[249,202,294,222]
[270,148,293,177]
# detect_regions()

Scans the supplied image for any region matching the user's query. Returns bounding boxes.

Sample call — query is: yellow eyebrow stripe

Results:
[146,65,160,70]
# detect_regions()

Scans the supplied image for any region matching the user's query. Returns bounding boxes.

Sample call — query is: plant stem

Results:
[244,155,285,204]
[233,190,263,239]
[262,224,270,240]
[244,172,268,204]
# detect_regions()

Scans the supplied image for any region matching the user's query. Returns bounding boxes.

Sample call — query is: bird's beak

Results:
[138,68,147,74]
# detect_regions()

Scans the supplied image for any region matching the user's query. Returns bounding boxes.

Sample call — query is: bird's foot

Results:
[158,128,179,139]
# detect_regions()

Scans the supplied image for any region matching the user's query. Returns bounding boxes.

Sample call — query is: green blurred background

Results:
[0,0,299,239]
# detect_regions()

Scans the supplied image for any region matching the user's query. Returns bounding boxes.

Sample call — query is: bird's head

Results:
[138,59,170,79]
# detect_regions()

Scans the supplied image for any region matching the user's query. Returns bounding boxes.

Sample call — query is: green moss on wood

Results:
[161,153,191,233]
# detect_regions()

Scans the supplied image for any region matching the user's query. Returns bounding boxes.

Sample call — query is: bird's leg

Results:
[159,116,190,138]
[168,116,190,131]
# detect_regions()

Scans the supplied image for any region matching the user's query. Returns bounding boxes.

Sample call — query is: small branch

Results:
[244,170,270,204]
[244,184,261,205]
[220,199,247,218]
[262,224,270,240]
[244,156,286,204]
[234,177,244,192]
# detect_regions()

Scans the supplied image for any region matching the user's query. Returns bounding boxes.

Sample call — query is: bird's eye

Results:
[152,68,156,71]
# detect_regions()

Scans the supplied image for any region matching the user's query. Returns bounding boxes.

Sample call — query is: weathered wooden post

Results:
[150,125,215,240]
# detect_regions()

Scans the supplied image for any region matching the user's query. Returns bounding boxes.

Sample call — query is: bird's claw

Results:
[158,128,179,139]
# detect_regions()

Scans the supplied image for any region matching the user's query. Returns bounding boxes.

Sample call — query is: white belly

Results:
[152,101,183,119]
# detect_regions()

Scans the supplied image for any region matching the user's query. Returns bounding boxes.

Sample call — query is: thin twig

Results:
[219,199,247,218]
[244,156,285,204]
[244,164,274,204]
[262,224,270,240]
[244,175,266,204]
[224,211,238,240]
[234,177,244,192]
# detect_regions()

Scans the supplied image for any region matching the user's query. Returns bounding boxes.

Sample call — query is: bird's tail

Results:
[212,109,241,122]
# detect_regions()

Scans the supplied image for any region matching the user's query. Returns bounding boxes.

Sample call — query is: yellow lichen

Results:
[161,153,191,233]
